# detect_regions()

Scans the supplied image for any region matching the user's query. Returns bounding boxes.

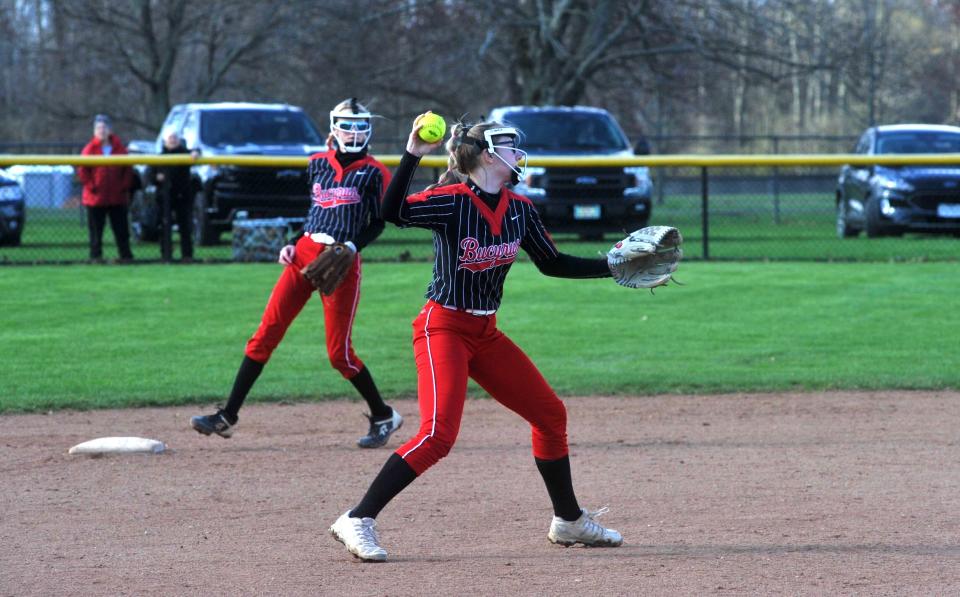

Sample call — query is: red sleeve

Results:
[407,183,465,204]
[77,142,95,186]
[362,157,393,202]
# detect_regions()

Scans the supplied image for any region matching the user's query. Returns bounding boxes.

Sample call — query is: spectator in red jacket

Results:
[78,114,135,263]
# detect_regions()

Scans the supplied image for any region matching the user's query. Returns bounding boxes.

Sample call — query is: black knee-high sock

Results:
[350,453,417,519]
[222,356,265,421]
[535,455,582,521]
[349,366,391,419]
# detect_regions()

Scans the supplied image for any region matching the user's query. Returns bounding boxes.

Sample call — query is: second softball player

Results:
[329,115,623,561]
[190,98,403,449]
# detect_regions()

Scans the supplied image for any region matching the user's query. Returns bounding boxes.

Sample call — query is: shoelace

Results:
[214,408,233,426]
[579,507,612,539]
[588,506,610,518]
[349,517,382,552]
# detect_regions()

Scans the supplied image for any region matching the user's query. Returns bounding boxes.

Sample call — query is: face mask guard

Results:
[329,104,372,153]
[481,127,528,184]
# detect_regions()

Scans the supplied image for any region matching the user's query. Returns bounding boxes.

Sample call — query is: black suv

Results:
[0,169,25,246]
[135,102,326,245]
[488,105,652,239]
[836,124,960,238]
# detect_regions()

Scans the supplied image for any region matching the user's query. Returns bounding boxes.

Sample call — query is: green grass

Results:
[2,260,957,412]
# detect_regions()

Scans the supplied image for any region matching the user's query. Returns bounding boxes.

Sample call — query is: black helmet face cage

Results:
[330,107,372,153]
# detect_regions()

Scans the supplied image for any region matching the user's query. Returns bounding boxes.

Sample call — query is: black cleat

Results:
[357,409,403,448]
[191,409,237,438]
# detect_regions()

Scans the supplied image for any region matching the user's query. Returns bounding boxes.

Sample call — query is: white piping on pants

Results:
[402,305,437,458]
[341,258,362,374]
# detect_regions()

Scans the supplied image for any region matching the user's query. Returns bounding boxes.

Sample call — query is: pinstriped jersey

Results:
[303,150,390,242]
[401,182,560,312]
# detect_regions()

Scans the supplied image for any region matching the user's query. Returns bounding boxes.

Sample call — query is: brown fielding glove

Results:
[300,243,356,295]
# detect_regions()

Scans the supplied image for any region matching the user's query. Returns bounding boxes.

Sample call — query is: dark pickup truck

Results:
[488,105,652,239]
[133,102,325,245]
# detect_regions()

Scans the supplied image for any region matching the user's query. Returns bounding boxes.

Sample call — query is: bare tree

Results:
[42,0,299,135]
[466,0,657,105]
[3,0,960,149]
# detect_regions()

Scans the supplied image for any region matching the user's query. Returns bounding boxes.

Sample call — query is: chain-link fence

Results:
[1,154,958,265]
[652,166,957,262]
[643,134,858,156]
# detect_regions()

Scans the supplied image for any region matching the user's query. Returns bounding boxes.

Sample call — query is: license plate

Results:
[937,203,960,218]
[573,204,601,220]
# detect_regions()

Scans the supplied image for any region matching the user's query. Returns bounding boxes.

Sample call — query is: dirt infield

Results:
[2,391,959,596]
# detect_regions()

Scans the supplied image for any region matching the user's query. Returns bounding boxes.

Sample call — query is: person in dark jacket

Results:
[147,131,196,261]
[77,114,135,263]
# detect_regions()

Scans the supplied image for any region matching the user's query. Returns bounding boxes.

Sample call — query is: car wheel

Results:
[836,199,860,238]
[193,191,219,246]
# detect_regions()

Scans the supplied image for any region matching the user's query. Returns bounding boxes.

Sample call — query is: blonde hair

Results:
[327,98,371,150]
[426,120,510,190]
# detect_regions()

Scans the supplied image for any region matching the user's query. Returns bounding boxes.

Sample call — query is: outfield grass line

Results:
[2,261,958,412]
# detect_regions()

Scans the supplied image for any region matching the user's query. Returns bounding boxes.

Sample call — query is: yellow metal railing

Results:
[4,153,960,168]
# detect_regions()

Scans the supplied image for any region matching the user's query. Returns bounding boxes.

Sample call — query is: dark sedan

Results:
[836,124,960,237]
[0,170,25,246]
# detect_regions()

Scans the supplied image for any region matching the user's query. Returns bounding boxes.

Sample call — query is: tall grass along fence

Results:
[1,152,958,265]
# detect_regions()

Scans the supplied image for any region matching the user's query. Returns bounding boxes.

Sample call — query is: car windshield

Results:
[500,112,629,152]
[876,132,960,154]
[200,110,324,147]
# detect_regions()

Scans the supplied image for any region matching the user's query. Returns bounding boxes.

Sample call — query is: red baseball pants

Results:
[245,234,364,378]
[397,301,569,475]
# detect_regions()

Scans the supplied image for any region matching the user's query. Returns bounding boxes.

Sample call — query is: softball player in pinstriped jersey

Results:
[329,116,622,561]
[191,99,404,449]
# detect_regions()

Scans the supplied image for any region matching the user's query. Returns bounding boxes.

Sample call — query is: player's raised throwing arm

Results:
[381,152,421,225]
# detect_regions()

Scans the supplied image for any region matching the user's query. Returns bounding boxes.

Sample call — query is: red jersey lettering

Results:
[304,150,389,242]
[458,237,521,272]
[312,185,362,208]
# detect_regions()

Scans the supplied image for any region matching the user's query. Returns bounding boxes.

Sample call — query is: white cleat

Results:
[329,511,388,562]
[548,507,623,547]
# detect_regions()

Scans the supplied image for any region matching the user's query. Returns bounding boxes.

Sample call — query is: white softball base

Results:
[68,436,167,455]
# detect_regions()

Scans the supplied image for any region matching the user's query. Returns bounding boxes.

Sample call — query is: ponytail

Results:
[423,120,479,190]
[426,155,464,190]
